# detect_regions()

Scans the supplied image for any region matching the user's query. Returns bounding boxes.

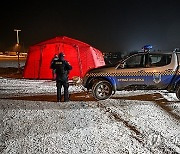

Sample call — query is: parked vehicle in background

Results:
[83,46,180,100]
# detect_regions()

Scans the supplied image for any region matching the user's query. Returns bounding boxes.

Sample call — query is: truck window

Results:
[149,54,172,67]
[124,54,145,68]
[177,54,180,65]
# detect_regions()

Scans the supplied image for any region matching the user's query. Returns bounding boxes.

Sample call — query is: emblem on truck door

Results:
[153,73,161,83]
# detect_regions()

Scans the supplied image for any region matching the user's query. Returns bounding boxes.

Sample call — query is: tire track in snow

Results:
[97,98,180,153]
[115,93,180,121]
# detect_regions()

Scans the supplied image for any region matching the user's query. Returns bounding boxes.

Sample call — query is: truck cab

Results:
[83,48,180,100]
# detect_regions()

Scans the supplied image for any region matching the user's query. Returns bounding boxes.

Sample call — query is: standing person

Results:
[50,52,72,102]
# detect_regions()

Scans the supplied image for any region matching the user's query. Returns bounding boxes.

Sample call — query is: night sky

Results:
[1,0,180,53]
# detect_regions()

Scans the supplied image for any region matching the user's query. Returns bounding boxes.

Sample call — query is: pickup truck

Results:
[83,48,180,100]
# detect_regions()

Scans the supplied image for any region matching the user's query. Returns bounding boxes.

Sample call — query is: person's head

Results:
[58,52,65,59]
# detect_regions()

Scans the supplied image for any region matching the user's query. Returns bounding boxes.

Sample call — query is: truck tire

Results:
[92,80,112,100]
[176,85,180,100]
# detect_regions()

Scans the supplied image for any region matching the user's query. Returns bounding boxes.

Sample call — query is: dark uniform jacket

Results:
[50,57,72,81]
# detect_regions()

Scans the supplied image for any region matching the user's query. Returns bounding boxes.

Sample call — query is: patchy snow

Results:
[0,77,84,97]
[0,78,180,153]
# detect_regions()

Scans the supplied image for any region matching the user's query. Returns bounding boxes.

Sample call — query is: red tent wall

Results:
[61,43,81,78]
[23,36,105,80]
[23,46,41,78]
[39,44,56,79]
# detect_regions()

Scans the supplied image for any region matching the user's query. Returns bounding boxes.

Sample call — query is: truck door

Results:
[145,53,177,89]
[115,53,147,90]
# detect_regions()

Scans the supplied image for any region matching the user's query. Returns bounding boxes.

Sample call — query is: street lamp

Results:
[14,29,21,44]
[14,29,21,73]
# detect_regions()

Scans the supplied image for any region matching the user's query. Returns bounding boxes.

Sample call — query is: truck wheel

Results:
[176,85,180,100]
[92,80,112,100]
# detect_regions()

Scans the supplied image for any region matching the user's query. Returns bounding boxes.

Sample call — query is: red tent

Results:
[23,36,105,80]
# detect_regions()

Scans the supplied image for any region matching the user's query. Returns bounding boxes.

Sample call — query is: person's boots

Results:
[64,87,69,102]
[64,94,69,102]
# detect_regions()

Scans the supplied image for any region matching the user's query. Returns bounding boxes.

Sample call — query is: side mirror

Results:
[119,62,125,68]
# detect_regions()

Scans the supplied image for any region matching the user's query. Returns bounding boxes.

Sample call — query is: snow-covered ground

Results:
[0,77,180,154]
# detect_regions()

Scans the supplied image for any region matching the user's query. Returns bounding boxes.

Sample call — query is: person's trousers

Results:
[56,80,69,102]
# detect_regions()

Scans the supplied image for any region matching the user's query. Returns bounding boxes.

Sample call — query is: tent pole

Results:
[76,45,83,77]
[38,46,44,79]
